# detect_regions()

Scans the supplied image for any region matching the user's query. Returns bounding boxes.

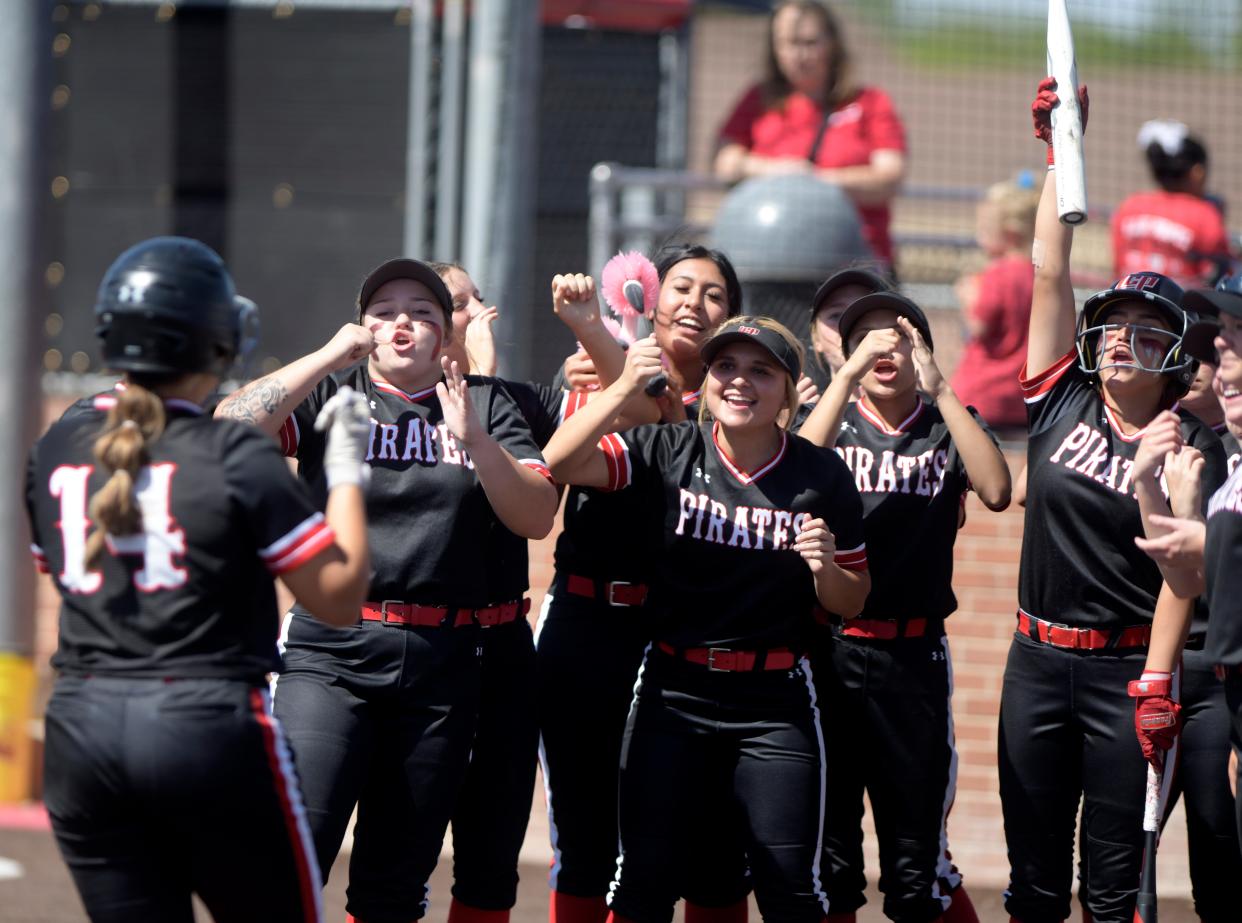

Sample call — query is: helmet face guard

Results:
[1076,321,1190,376]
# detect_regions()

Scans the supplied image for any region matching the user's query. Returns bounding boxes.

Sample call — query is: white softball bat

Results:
[1047,0,1088,225]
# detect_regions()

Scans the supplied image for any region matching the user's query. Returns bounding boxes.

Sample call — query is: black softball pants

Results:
[43,676,321,923]
[607,650,826,923]
[813,631,963,923]
[535,586,751,908]
[1224,673,1242,873]
[450,617,540,910]
[997,632,1153,923]
[1159,648,1241,923]
[535,586,653,899]
[274,621,481,923]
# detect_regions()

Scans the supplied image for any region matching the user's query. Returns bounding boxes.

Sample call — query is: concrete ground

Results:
[0,798,1205,923]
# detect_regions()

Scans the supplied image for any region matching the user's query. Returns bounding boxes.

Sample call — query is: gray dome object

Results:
[709,175,871,282]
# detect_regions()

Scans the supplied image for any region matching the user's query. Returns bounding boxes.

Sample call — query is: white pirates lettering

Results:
[703,500,729,544]
[1209,468,1242,518]
[674,488,809,550]
[1046,423,1138,496]
[366,413,474,471]
[834,446,950,497]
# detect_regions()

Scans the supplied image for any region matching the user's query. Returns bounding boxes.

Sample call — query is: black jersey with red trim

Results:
[832,397,990,622]
[1204,464,1242,665]
[1019,351,1226,629]
[1184,425,1232,643]
[1216,425,1240,475]
[279,364,548,621]
[500,384,696,587]
[552,389,677,583]
[599,420,867,650]
[26,398,332,680]
[483,377,572,601]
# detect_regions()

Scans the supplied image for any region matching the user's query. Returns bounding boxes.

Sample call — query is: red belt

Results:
[1017,610,1150,651]
[1214,663,1242,681]
[656,641,797,672]
[840,618,929,640]
[361,598,530,628]
[564,574,649,607]
[813,607,931,640]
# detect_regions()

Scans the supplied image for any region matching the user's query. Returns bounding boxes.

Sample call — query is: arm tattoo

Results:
[216,376,290,425]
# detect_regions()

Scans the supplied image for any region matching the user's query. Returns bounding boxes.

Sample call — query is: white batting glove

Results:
[314,385,372,489]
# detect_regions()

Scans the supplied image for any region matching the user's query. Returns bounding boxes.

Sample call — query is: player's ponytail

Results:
[84,382,167,569]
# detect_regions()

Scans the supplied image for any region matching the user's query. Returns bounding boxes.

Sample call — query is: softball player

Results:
[533,247,752,923]
[1184,277,1242,473]
[797,291,1010,923]
[545,316,870,923]
[27,237,372,923]
[1000,82,1226,923]
[431,261,500,376]
[1182,291,1242,845]
[807,267,892,387]
[421,260,543,923]
[1142,278,1242,851]
[214,258,558,923]
[1135,276,1242,923]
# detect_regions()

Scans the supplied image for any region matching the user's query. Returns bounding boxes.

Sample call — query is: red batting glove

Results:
[1128,672,1182,771]
[1031,77,1090,165]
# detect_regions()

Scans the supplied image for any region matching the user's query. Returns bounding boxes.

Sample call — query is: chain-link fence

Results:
[687,1,1242,287]
[39,1,1242,383]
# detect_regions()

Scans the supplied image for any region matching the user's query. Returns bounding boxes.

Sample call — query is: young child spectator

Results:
[949,178,1040,433]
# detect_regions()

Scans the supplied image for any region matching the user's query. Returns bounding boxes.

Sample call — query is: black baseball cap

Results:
[356,258,454,321]
[701,322,802,382]
[1182,273,1242,361]
[810,268,892,316]
[838,292,934,357]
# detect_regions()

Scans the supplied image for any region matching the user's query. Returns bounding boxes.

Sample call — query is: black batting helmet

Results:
[1075,271,1196,396]
[94,237,257,377]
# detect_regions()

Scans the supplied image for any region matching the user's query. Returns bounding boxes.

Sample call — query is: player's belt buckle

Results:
[379,600,405,623]
[706,648,730,672]
[607,580,634,607]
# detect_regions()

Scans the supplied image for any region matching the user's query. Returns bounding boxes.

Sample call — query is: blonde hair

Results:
[84,383,167,569]
[984,180,1040,246]
[698,316,805,430]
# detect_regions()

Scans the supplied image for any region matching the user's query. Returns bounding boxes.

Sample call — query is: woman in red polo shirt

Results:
[714,0,907,270]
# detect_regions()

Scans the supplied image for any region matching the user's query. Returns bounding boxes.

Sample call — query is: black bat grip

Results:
[644,373,668,397]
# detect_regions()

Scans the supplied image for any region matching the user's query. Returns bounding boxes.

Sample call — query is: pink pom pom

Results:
[601,250,661,319]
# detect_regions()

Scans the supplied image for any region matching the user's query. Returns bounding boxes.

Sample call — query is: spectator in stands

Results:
[950,178,1040,433]
[1112,119,1233,288]
[713,0,907,271]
